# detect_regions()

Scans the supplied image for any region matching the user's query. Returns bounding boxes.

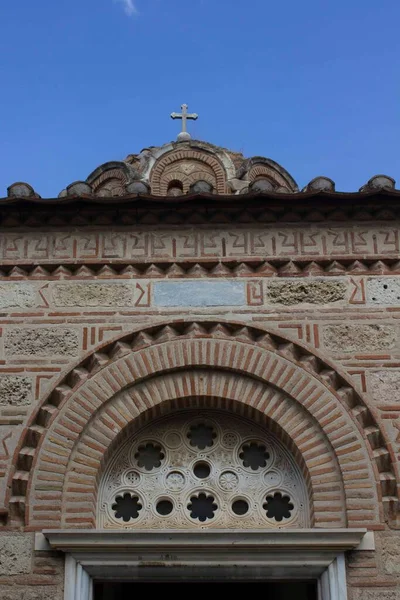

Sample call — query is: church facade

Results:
[0,120,400,599]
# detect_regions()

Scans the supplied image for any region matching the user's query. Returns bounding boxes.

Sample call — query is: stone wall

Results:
[348,531,400,600]
[0,534,63,600]
[0,219,399,597]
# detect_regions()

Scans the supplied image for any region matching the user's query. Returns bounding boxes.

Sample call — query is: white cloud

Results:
[114,0,138,16]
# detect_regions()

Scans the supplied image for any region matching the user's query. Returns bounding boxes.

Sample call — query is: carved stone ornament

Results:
[98,410,309,529]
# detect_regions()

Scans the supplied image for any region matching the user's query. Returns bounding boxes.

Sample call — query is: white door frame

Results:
[63,552,346,600]
[41,529,373,600]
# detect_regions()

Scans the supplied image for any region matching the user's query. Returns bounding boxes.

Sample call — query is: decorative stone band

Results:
[4,277,400,310]
[41,528,369,581]
[1,225,400,265]
[1,260,400,278]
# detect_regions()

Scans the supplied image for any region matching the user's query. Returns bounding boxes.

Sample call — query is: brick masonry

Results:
[1,144,400,597]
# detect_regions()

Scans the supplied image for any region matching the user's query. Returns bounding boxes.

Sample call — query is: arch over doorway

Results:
[8,319,397,527]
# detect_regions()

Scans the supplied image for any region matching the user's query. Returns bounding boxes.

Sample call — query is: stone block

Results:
[0,588,62,600]
[66,181,92,195]
[5,327,79,356]
[53,282,138,307]
[361,174,396,191]
[0,283,36,309]
[304,176,335,192]
[323,324,397,352]
[126,181,150,194]
[154,281,245,307]
[367,278,400,305]
[351,591,399,600]
[7,182,36,198]
[250,179,275,192]
[0,376,32,406]
[382,534,400,575]
[0,425,23,507]
[369,370,400,404]
[265,279,346,305]
[0,533,33,575]
[189,180,214,194]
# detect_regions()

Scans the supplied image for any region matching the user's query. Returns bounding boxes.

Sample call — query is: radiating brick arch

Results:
[88,167,129,197]
[64,370,345,528]
[28,340,377,528]
[9,320,397,528]
[248,165,289,189]
[150,149,228,194]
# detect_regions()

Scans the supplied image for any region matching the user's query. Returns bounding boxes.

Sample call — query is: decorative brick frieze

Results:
[1,260,400,281]
[0,227,399,266]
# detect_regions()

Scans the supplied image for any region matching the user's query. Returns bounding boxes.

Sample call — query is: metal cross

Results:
[171,104,198,140]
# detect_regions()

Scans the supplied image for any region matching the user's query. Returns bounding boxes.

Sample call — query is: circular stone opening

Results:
[239,442,269,471]
[112,493,142,522]
[193,461,211,479]
[134,442,165,471]
[187,493,217,522]
[263,492,294,522]
[232,499,249,516]
[156,499,174,516]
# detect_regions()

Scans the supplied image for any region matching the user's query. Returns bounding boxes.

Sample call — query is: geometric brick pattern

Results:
[150,149,228,195]
[1,225,400,267]
[1,259,400,278]
[8,320,397,529]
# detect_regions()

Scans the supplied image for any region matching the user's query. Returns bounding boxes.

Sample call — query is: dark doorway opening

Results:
[95,581,317,600]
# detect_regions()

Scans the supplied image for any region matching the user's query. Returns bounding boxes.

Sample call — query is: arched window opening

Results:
[167,179,184,196]
[250,177,275,193]
[189,180,214,194]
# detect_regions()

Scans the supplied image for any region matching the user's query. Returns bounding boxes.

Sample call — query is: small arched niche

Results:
[167,179,184,196]
[97,408,311,529]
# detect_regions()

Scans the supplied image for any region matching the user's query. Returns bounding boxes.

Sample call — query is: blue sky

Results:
[0,0,399,197]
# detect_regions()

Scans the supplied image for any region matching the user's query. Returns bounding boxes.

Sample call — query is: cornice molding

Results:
[43,528,367,553]
[0,190,399,227]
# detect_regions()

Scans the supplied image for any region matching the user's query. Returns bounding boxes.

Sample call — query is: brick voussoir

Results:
[8,321,393,526]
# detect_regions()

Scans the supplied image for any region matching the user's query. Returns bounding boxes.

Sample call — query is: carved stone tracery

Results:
[98,410,309,529]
